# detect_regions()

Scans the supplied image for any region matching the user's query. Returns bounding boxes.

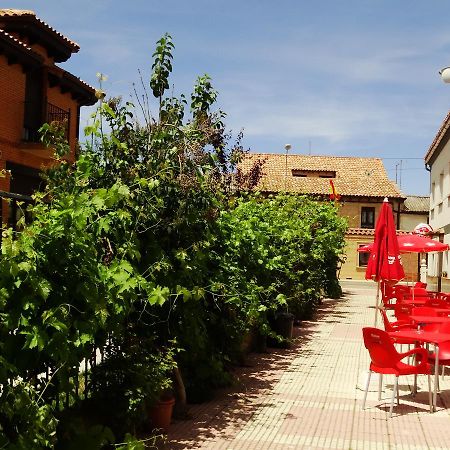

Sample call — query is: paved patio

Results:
[163,281,450,449]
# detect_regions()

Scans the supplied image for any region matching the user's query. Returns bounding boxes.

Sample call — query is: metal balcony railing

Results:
[22,102,70,143]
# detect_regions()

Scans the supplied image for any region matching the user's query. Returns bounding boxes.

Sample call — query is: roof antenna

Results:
[308,140,312,155]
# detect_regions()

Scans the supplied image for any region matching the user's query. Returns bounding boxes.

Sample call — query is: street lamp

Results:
[284,144,291,191]
[439,67,450,83]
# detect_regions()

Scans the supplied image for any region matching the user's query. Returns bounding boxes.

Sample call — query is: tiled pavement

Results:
[163,281,450,449]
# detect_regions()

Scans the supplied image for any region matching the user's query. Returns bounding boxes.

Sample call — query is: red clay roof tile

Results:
[0,9,79,52]
[425,111,450,164]
[240,153,404,199]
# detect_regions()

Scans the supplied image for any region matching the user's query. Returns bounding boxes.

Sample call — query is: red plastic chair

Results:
[425,298,450,309]
[395,285,411,297]
[411,307,438,316]
[411,307,439,332]
[362,327,432,417]
[427,322,450,383]
[381,282,397,310]
[437,292,450,303]
[377,308,415,345]
[394,303,413,322]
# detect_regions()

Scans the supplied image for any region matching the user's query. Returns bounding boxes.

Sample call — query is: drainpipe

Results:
[425,162,432,287]
[396,199,401,229]
[437,231,444,292]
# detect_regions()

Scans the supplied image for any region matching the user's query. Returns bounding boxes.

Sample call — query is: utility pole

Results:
[399,159,403,189]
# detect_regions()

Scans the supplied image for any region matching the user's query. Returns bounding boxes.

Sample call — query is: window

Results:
[291,169,336,178]
[23,68,44,142]
[358,244,370,267]
[361,207,375,229]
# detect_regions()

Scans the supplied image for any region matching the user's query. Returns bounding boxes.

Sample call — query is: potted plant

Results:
[145,346,178,433]
[88,339,178,437]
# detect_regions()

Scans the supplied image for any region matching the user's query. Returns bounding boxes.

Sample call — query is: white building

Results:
[424,111,450,290]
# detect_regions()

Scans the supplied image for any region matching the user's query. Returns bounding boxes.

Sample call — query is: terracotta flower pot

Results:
[147,397,175,433]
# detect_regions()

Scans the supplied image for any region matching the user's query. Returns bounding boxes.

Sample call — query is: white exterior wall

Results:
[428,140,450,279]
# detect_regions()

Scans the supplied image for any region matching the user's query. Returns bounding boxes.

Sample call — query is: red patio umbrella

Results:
[365,198,404,325]
[358,234,449,254]
[397,234,449,253]
[366,200,404,283]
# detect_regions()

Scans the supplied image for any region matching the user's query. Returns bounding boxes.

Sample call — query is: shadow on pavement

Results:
[156,294,351,449]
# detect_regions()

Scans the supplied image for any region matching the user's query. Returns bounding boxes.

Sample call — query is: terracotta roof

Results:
[347,228,411,236]
[0,26,31,50]
[0,28,43,66]
[241,153,405,199]
[401,195,430,213]
[0,9,79,61]
[425,111,450,164]
[0,27,41,55]
[0,10,95,102]
[347,228,375,236]
[48,65,96,106]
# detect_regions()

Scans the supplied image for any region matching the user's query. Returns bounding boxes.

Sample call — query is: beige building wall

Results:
[339,202,381,228]
[339,200,402,228]
[340,235,373,280]
[340,234,418,281]
[399,212,428,232]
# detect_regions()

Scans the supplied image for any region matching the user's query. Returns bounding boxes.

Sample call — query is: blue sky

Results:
[7,0,450,195]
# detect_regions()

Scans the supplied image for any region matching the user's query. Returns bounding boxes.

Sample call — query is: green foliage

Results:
[191,74,217,118]
[0,31,347,447]
[210,194,347,326]
[150,33,174,101]
[0,382,58,449]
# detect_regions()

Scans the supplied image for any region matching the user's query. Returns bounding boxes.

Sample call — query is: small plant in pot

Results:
[145,346,178,434]
[87,339,178,438]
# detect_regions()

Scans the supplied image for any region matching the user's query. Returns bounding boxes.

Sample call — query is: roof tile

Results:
[0,9,79,51]
[240,153,404,198]
[425,111,450,164]
[402,195,430,213]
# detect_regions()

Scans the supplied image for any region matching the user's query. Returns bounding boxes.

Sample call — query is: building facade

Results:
[240,153,423,281]
[0,9,96,225]
[425,112,450,291]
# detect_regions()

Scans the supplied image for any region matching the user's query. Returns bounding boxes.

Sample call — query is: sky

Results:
[6,0,450,195]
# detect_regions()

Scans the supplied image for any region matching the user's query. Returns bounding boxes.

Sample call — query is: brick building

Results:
[240,153,424,281]
[0,9,96,224]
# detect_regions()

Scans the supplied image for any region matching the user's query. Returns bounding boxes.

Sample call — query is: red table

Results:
[400,299,429,307]
[388,330,450,411]
[433,308,450,317]
[409,316,450,326]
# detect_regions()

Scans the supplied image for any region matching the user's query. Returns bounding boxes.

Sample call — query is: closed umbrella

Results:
[365,198,404,325]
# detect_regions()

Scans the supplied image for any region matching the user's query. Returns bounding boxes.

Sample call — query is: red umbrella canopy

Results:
[397,234,449,253]
[358,234,449,254]
[365,199,405,283]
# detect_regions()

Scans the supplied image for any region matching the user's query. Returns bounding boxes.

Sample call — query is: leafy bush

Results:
[209,194,347,327]
[0,32,347,447]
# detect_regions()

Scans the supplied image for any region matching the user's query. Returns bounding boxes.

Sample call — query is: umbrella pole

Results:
[374,281,380,326]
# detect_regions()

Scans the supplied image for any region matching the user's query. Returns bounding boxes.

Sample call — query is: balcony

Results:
[22,102,70,144]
